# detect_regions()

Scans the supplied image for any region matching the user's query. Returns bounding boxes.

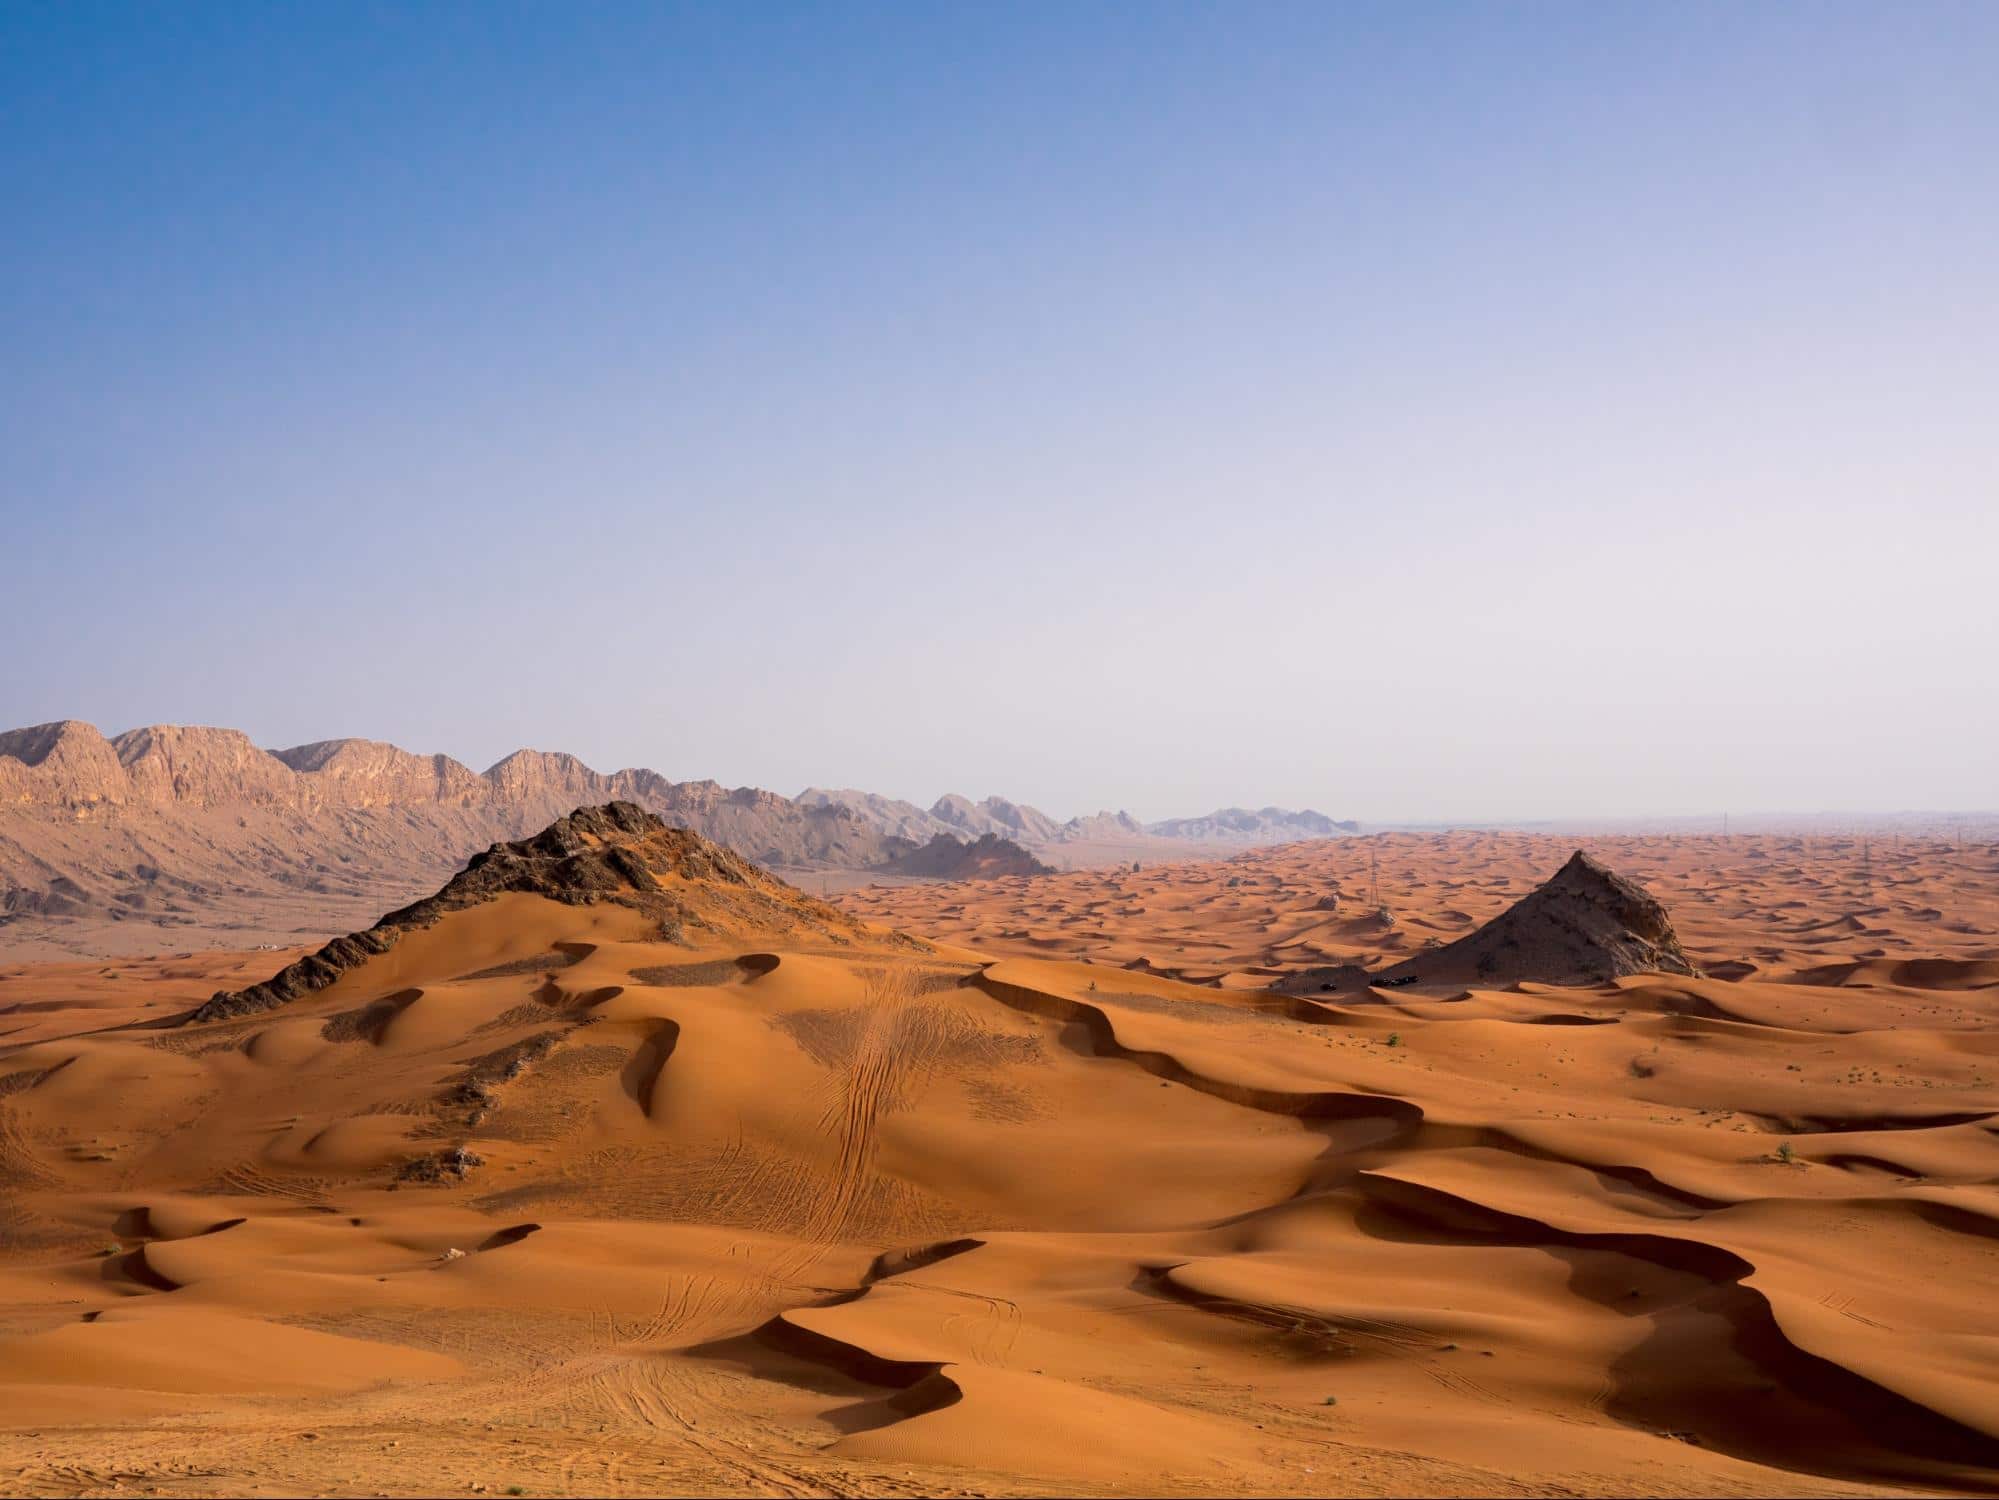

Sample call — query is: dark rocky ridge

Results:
[1277,850,1697,994]
[192,803,870,1022]
[876,833,1054,880]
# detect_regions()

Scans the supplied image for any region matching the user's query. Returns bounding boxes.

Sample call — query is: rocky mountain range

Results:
[1141,806,1356,843]
[0,719,1351,956]
[796,789,1351,849]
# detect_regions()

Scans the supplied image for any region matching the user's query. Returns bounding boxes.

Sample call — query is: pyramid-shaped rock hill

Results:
[1282,850,1696,993]
[195,802,873,1021]
[1393,849,1695,985]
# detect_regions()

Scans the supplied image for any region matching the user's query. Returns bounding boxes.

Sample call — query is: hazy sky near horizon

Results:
[3,2,1995,823]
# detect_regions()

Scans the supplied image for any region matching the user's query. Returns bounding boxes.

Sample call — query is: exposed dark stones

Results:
[1277,850,1697,994]
[874,833,1053,880]
[396,1145,485,1184]
[191,802,860,1024]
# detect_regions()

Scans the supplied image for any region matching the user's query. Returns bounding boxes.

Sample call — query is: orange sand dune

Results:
[1,817,1996,1496]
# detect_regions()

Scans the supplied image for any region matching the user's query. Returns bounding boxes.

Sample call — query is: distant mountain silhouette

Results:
[874,832,1054,880]
[1144,807,1358,843]
[800,787,1346,853]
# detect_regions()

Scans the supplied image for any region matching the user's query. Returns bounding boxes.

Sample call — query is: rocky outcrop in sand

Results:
[874,832,1054,880]
[194,802,869,1021]
[1278,849,1696,992]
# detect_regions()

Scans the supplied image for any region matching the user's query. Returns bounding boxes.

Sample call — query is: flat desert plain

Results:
[2,815,1997,1498]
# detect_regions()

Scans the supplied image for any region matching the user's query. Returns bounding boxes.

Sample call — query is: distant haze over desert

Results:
[6,3,1998,1497]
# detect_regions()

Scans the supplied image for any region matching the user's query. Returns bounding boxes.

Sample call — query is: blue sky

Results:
[3,2,1994,820]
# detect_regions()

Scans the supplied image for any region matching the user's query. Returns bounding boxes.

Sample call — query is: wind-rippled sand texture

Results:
[0,830,1995,1496]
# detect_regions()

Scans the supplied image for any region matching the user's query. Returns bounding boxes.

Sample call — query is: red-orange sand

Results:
[0,828,1994,1497]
